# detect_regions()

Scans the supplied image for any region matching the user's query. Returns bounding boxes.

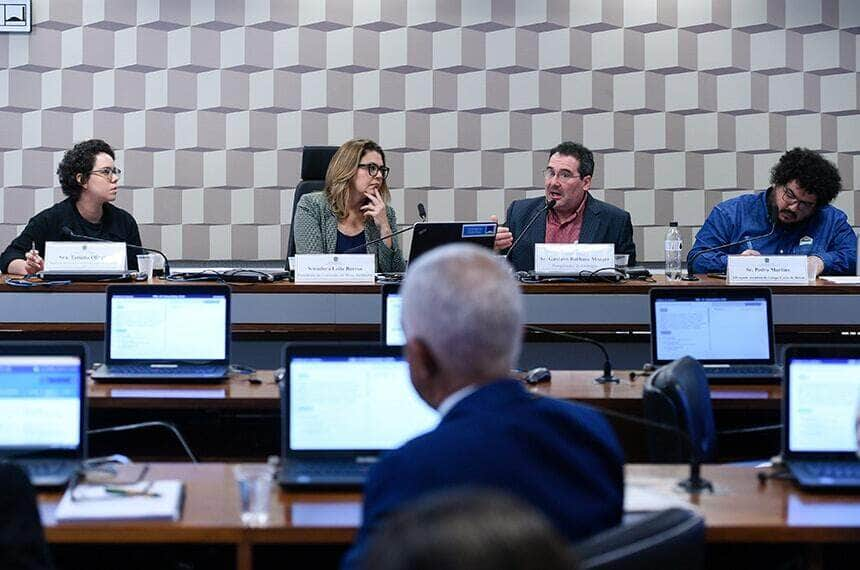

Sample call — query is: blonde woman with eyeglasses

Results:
[293,138,406,272]
[1,139,142,275]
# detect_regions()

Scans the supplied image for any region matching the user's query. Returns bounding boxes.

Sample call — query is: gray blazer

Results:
[293,191,406,273]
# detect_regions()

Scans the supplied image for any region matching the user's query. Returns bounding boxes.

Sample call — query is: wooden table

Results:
[85,372,782,462]
[39,463,860,570]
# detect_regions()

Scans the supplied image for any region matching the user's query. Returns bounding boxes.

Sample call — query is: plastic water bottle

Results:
[665,222,682,281]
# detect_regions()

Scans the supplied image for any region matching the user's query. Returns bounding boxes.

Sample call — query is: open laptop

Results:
[0,344,87,487]
[783,345,860,490]
[91,284,231,382]
[650,287,782,383]
[408,221,497,263]
[380,283,405,346]
[279,343,439,489]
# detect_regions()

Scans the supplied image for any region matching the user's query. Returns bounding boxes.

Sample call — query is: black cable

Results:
[88,421,198,463]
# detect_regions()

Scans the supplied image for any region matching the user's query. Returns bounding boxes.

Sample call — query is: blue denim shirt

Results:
[688,189,857,275]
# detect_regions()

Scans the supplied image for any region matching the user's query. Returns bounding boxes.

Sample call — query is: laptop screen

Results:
[289,355,439,451]
[788,358,860,454]
[653,294,772,363]
[0,356,82,451]
[109,292,228,361]
[383,293,405,346]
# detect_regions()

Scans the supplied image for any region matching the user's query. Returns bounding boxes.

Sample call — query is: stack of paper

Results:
[55,480,184,522]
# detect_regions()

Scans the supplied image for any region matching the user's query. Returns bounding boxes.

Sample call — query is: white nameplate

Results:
[534,243,615,275]
[44,241,127,271]
[294,254,376,284]
[727,255,808,285]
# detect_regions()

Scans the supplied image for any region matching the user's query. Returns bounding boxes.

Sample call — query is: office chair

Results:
[573,508,705,570]
[643,355,717,465]
[0,463,53,570]
[286,145,339,258]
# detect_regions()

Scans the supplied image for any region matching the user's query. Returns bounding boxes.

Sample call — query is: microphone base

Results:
[594,374,621,385]
[680,274,700,281]
[677,477,714,494]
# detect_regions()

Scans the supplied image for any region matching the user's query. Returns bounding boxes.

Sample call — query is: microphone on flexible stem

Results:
[576,401,713,493]
[525,324,620,384]
[682,202,778,281]
[505,199,556,261]
[343,203,427,254]
[61,226,171,277]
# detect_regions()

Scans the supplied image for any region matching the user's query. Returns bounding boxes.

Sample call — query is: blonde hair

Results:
[324,138,390,220]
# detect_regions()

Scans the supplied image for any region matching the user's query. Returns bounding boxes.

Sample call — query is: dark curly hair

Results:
[770,147,841,207]
[548,141,594,178]
[56,139,115,200]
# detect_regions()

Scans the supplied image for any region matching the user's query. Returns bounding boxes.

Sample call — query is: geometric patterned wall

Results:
[1,0,858,262]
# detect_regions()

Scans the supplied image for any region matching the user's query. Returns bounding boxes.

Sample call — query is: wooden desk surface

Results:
[39,463,860,546]
[86,371,781,412]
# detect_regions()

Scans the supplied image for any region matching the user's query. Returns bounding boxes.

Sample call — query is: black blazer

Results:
[504,195,636,272]
[0,464,52,570]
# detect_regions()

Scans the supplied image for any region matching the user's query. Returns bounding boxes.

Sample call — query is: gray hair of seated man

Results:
[400,243,523,380]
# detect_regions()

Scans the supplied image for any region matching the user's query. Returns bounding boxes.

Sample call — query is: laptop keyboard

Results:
[794,461,860,480]
[109,365,224,375]
[704,366,781,376]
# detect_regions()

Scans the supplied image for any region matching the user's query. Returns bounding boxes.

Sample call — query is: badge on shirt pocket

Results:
[799,236,814,247]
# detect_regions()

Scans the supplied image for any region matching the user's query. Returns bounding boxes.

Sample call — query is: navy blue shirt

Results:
[689,189,857,275]
[335,229,366,254]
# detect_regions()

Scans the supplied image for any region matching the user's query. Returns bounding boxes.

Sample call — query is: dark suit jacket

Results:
[341,380,625,569]
[505,195,636,272]
[0,464,53,570]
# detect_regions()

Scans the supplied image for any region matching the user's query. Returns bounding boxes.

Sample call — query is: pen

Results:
[105,487,161,498]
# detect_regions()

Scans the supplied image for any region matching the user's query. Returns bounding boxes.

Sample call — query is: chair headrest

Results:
[301,146,339,181]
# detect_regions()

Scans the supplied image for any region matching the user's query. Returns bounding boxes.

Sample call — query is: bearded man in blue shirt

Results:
[688,148,856,277]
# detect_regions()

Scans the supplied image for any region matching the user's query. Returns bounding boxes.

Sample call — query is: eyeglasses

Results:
[543,167,581,182]
[358,163,390,180]
[89,167,122,180]
[780,185,816,211]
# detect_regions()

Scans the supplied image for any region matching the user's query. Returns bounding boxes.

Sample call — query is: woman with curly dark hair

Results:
[688,147,856,277]
[1,139,142,275]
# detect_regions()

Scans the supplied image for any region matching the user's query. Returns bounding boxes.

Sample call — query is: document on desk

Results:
[55,480,184,522]
[820,276,860,284]
[624,478,700,513]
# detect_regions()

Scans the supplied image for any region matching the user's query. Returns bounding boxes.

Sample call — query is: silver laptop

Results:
[783,345,860,490]
[650,287,781,383]
[91,284,231,382]
[279,343,439,488]
[0,344,87,487]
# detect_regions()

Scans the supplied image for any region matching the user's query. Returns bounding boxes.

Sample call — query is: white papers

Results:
[820,276,860,285]
[624,477,699,513]
[55,480,184,522]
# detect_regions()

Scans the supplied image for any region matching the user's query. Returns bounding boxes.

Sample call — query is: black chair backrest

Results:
[643,356,717,464]
[573,508,705,570]
[0,463,53,570]
[287,146,339,258]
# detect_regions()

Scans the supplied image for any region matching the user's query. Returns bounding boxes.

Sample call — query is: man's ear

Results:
[407,338,439,382]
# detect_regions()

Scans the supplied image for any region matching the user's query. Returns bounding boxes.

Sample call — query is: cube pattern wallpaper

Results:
[1,0,859,261]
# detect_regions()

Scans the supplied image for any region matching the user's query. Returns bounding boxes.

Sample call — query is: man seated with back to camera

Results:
[341,243,624,569]
[688,147,856,277]
[492,141,637,272]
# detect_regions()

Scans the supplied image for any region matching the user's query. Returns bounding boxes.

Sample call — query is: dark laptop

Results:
[783,345,860,490]
[408,221,497,263]
[91,284,231,382]
[0,344,87,487]
[279,343,439,489]
[380,283,405,346]
[650,287,782,383]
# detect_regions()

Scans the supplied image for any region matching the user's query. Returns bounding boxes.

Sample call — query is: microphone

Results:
[682,201,777,281]
[525,324,620,384]
[504,199,556,261]
[61,226,171,277]
[574,400,713,494]
[343,203,427,254]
